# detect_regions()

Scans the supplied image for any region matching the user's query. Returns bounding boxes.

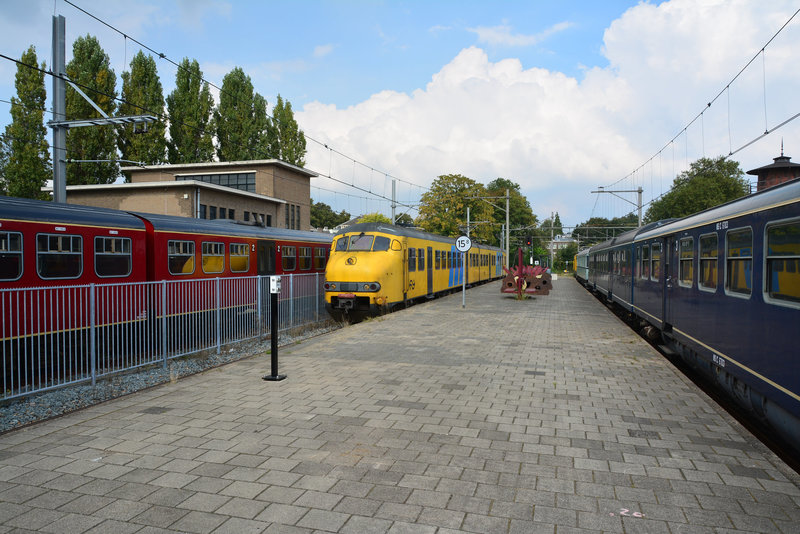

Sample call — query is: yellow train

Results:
[324,223,505,318]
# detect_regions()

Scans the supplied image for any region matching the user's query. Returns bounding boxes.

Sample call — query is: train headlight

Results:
[364,282,380,292]
[324,282,336,290]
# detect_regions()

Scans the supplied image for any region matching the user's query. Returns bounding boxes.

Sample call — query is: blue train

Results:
[575,178,800,448]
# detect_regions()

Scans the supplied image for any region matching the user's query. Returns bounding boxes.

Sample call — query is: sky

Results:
[1,0,799,231]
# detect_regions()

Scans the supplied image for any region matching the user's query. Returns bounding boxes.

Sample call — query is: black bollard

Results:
[263,275,286,381]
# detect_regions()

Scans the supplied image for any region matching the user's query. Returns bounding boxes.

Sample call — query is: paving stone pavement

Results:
[0,278,798,533]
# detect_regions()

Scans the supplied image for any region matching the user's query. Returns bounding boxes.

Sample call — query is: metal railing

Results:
[1,273,327,401]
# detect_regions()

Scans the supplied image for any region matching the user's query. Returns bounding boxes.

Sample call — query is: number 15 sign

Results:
[455,235,472,252]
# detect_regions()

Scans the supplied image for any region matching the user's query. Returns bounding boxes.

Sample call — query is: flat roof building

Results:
[56,160,316,231]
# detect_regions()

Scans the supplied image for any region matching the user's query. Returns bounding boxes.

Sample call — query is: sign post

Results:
[455,235,472,309]
[263,275,286,381]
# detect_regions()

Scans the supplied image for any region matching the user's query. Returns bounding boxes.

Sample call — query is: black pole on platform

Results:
[263,276,286,381]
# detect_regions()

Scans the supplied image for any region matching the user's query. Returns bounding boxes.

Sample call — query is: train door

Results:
[257,240,276,275]
[663,236,676,331]
[403,241,409,301]
[427,246,433,296]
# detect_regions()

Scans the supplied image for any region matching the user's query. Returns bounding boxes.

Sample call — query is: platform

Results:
[0,278,798,533]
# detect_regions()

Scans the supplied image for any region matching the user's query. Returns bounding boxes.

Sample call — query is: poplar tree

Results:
[65,35,118,185]
[214,67,267,161]
[266,94,307,167]
[166,58,214,163]
[3,46,51,199]
[118,51,166,168]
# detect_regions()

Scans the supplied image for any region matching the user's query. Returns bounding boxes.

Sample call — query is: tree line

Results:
[0,39,307,199]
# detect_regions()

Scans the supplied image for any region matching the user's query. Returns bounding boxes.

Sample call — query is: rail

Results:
[0,273,327,401]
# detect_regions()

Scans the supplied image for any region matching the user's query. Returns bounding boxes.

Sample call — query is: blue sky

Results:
[2,1,799,230]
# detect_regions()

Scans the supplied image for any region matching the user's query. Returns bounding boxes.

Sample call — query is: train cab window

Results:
[650,243,661,281]
[299,247,312,270]
[765,220,800,304]
[37,234,82,279]
[725,228,752,296]
[408,247,416,272]
[314,247,327,269]
[201,242,225,274]
[230,243,250,273]
[335,237,347,251]
[349,234,373,251]
[95,237,132,278]
[0,231,23,281]
[418,248,424,270]
[282,246,296,271]
[679,238,694,287]
[168,240,195,275]
[699,234,718,291]
[373,236,390,251]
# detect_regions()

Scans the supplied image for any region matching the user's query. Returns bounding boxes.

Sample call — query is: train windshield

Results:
[340,234,391,252]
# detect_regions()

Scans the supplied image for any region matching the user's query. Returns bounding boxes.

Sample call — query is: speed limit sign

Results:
[455,235,472,252]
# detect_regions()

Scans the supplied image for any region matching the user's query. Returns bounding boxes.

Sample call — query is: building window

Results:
[699,233,718,291]
[202,242,225,273]
[210,206,217,220]
[726,228,752,296]
[168,240,195,275]
[219,207,227,219]
[176,172,256,193]
[37,234,82,279]
[265,214,271,227]
[0,231,23,281]
[95,236,132,278]
[679,237,693,287]
[230,243,249,273]
[282,246,296,271]
[199,204,207,219]
[285,206,290,229]
[244,211,250,222]
[228,209,235,220]
[765,220,799,304]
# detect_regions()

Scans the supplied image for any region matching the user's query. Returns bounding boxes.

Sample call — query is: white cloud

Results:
[299,0,800,224]
[313,44,334,58]
[467,21,573,47]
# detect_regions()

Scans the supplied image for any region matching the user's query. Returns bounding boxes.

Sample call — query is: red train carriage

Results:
[1,195,332,396]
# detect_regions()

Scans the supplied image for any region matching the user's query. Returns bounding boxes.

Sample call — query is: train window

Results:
[408,247,416,272]
[168,240,195,275]
[765,220,800,304]
[314,247,327,269]
[699,234,718,291]
[335,238,347,251]
[679,238,694,287]
[725,228,752,296]
[0,231,23,281]
[641,245,650,279]
[282,246,296,271]
[435,250,441,269]
[37,233,82,279]
[299,247,312,270]
[230,243,250,273]
[95,237,132,278]
[373,236,390,251]
[418,248,424,270]
[650,243,661,281]
[349,234,373,251]
[202,242,225,274]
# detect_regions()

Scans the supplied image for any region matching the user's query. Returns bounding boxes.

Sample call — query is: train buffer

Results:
[501,249,552,297]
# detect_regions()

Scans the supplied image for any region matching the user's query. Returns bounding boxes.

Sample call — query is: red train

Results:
[0,195,332,397]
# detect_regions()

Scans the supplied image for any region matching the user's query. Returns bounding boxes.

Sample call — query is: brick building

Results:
[60,160,316,231]
[746,148,800,192]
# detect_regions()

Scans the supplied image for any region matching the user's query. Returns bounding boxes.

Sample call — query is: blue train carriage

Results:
[574,248,590,285]
[324,222,504,318]
[633,178,800,444]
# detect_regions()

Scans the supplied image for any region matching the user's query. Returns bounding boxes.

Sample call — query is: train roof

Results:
[335,222,503,251]
[133,211,333,243]
[0,195,147,230]
[636,177,800,241]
